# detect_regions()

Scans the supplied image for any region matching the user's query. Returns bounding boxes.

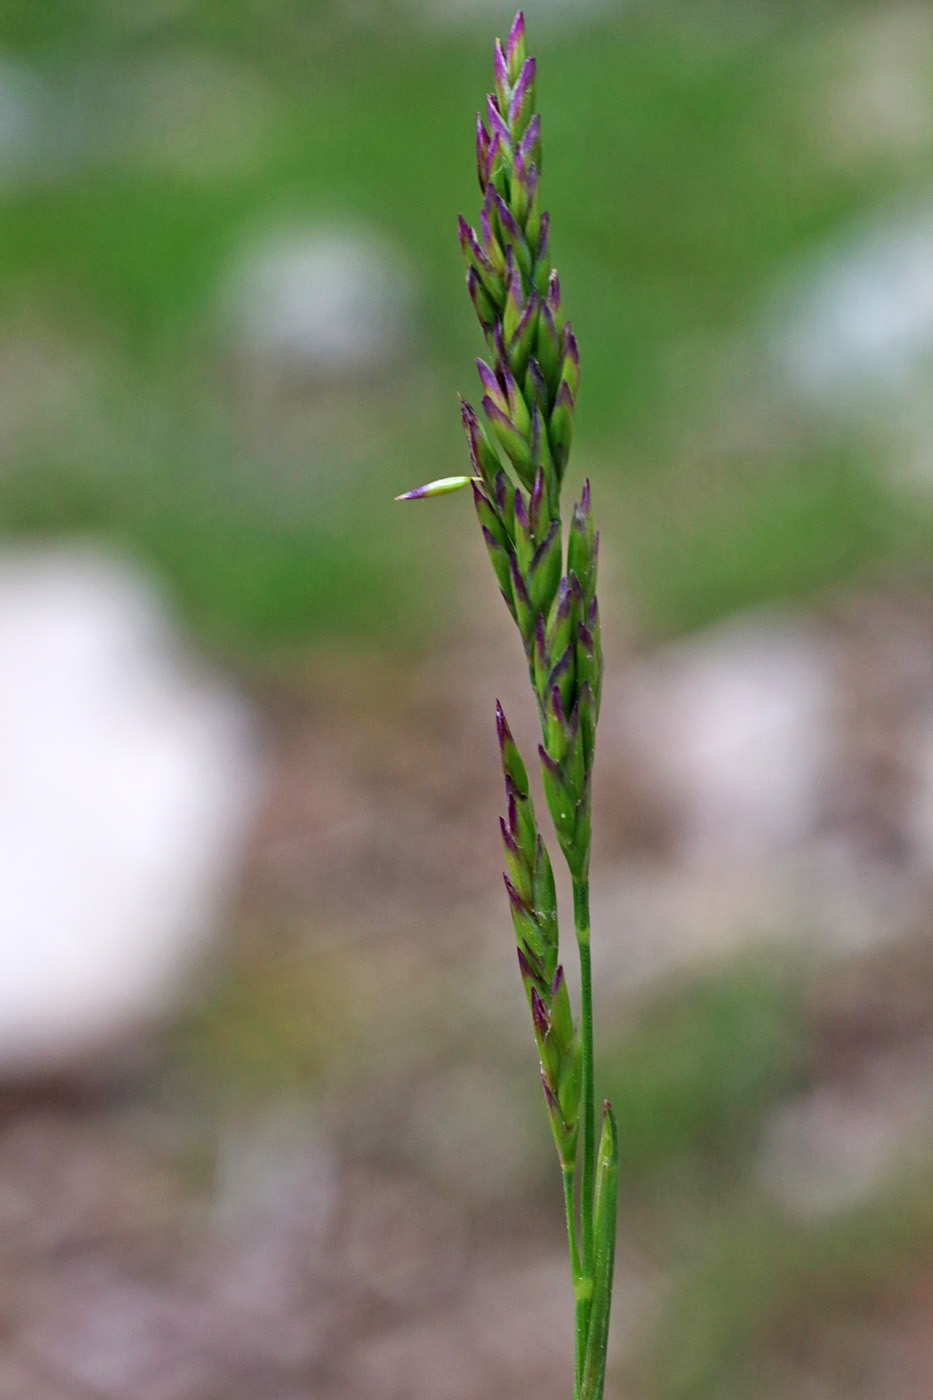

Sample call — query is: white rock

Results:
[771,204,933,410]
[0,56,49,187]
[588,841,930,998]
[593,604,933,986]
[220,223,414,376]
[0,545,260,1075]
[611,614,835,869]
[757,1043,933,1218]
[818,10,933,166]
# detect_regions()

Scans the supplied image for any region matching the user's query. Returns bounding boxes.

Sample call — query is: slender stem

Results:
[560,1164,582,1394]
[573,876,596,1281]
[561,1166,582,1287]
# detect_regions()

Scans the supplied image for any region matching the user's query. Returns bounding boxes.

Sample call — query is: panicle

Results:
[395,15,616,1387]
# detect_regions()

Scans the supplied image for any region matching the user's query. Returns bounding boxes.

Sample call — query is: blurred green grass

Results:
[600,960,810,1188]
[0,0,927,650]
[641,1172,933,1400]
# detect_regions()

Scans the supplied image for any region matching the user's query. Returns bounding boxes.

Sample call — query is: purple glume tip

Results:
[492,189,522,243]
[526,357,546,403]
[555,380,575,411]
[476,358,501,398]
[486,95,511,148]
[538,744,561,779]
[530,468,544,515]
[508,57,536,126]
[556,579,571,617]
[530,987,549,1038]
[483,398,516,440]
[496,699,509,744]
[513,296,536,346]
[504,874,527,918]
[517,944,536,983]
[518,114,540,163]
[484,132,500,184]
[500,815,519,857]
[507,10,526,62]
[550,645,571,683]
[535,207,549,255]
[481,525,503,555]
[529,403,542,458]
[479,204,494,252]
[494,40,509,93]
[531,521,558,572]
[508,553,530,605]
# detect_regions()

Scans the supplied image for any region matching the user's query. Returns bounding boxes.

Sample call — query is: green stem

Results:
[573,876,596,1282]
[562,1165,586,1396]
[561,1166,582,1287]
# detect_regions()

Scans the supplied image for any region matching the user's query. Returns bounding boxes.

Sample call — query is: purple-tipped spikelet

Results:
[457,3,604,1147]
[396,22,615,1394]
[456,8,581,519]
[528,964,581,1171]
[506,10,527,75]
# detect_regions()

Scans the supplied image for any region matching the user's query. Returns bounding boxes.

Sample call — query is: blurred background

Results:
[4,0,933,1396]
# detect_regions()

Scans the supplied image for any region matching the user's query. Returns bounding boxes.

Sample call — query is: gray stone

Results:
[0,57,51,188]
[771,204,933,411]
[817,10,933,166]
[593,601,933,988]
[220,223,415,377]
[197,1107,340,1372]
[0,544,261,1075]
[757,1042,933,1218]
[23,1261,220,1400]
[608,614,835,869]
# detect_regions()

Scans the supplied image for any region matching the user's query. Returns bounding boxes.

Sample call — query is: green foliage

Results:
[601,962,809,1183]
[623,449,908,641]
[0,457,429,647]
[0,3,926,653]
[644,1176,933,1400]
